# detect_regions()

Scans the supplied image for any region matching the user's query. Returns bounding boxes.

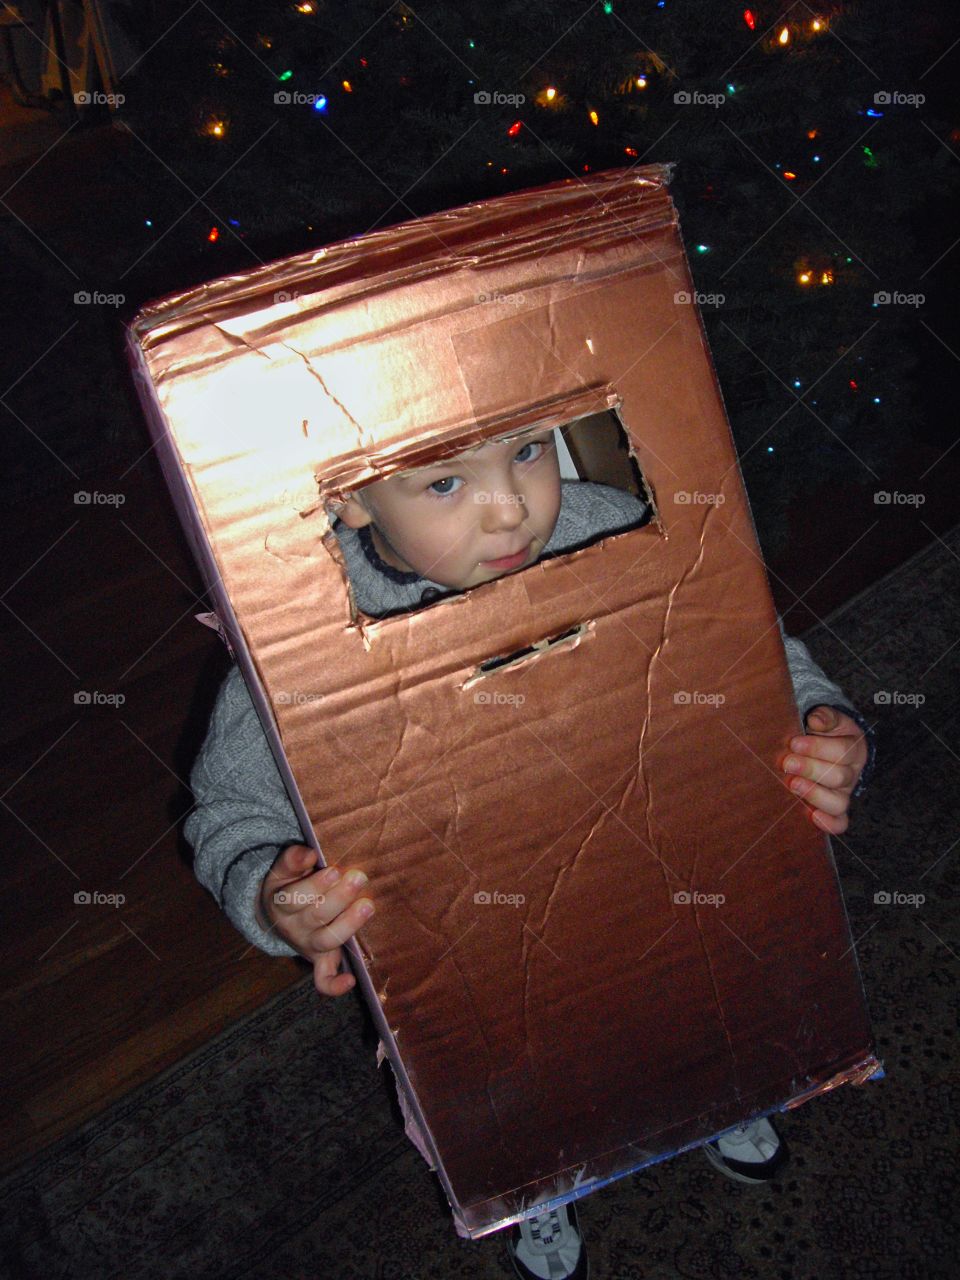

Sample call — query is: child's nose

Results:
[481,489,526,530]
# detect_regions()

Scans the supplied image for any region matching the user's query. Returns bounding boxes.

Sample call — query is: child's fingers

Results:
[312,947,357,999]
[790,733,863,766]
[787,773,850,816]
[783,752,858,792]
[261,843,317,907]
[305,895,375,955]
[268,861,354,919]
[810,807,849,836]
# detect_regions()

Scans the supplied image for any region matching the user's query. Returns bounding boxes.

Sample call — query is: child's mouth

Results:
[482,544,531,571]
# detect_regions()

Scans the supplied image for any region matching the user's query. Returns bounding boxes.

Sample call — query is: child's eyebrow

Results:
[393,427,550,481]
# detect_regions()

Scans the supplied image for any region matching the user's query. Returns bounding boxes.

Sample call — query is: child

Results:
[185,425,873,1280]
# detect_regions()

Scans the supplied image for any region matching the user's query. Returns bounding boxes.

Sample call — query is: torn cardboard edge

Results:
[456,1051,884,1240]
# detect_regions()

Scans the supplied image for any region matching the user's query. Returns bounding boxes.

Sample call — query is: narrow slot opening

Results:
[465,623,591,687]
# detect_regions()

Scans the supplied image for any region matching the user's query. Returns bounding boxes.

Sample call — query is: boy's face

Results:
[334,428,563,591]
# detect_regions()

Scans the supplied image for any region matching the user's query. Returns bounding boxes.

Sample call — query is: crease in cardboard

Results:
[690,846,745,1110]
[211,320,276,360]
[538,801,607,939]
[279,339,371,448]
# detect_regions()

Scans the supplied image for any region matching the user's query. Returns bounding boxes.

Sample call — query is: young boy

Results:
[185,425,872,1280]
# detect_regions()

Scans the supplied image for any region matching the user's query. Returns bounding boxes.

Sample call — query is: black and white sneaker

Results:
[703,1115,789,1184]
[507,1200,588,1280]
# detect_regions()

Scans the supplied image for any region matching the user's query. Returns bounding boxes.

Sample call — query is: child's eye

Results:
[427,475,464,497]
[514,440,547,464]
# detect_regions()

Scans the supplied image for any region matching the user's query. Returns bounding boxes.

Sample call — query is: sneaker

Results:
[703,1115,789,1184]
[507,1200,588,1280]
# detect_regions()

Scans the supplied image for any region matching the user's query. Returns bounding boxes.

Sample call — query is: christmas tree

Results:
[110,0,956,552]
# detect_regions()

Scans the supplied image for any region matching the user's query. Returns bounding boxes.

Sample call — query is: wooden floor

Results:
[1,454,305,1174]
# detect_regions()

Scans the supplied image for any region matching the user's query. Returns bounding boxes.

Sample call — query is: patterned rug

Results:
[2,529,957,1280]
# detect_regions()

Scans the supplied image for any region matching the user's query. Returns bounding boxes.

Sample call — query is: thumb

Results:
[264,843,316,891]
[807,705,839,731]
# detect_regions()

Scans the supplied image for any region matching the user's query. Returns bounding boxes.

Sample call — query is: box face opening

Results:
[332,407,657,625]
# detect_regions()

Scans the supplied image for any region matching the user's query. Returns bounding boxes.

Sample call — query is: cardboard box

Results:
[127,165,880,1239]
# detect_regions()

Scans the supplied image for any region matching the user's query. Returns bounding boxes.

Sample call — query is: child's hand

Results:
[781,705,868,836]
[256,844,374,998]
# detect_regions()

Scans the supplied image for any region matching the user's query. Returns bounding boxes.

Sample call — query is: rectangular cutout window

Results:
[327,405,657,622]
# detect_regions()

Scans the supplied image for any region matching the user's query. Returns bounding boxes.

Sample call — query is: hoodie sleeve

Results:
[183,664,305,956]
[779,620,876,798]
